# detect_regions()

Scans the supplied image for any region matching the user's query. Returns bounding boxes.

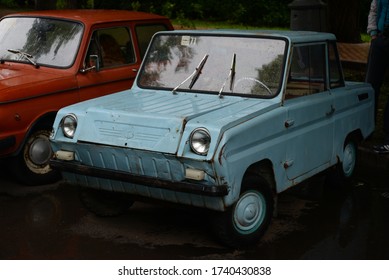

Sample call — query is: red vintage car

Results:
[0,9,173,185]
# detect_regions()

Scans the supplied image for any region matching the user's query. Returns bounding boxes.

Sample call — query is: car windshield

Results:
[138,33,287,97]
[0,17,83,68]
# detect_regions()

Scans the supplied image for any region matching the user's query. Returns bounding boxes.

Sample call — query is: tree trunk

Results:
[326,0,361,43]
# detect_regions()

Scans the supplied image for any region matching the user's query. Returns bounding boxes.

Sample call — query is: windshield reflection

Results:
[139,34,286,97]
[0,17,83,68]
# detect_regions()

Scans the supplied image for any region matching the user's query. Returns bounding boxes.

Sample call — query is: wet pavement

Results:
[0,158,388,260]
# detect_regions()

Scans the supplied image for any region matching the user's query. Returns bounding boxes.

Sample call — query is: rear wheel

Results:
[10,128,61,186]
[326,138,358,187]
[341,140,357,179]
[210,175,274,248]
[79,188,134,217]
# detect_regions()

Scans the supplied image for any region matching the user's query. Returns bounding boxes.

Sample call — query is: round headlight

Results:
[190,128,211,155]
[61,114,77,139]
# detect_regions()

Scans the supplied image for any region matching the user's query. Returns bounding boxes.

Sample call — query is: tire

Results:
[326,138,357,187]
[210,175,274,248]
[10,128,61,186]
[340,140,357,179]
[79,188,134,217]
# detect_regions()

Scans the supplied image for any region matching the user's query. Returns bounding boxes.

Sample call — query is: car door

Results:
[283,43,334,180]
[76,25,138,101]
[76,23,171,102]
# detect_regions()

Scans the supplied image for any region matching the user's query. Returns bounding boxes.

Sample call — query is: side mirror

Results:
[80,54,100,73]
[89,54,100,72]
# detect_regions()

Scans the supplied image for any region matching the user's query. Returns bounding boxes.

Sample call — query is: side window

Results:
[328,41,345,89]
[135,24,169,59]
[85,27,135,69]
[286,44,326,99]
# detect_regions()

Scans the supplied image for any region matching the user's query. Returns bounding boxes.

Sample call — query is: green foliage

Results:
[131,1,140,11]
[1,0,292,27]
[56,0,66,9]
[0,0,18,8]
[0,0,373,33]
[161,1,175,19]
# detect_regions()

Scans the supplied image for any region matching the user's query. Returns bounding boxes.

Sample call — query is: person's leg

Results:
[383,98,389,143]
[368,37,389,153]
[373,74,389,153]
[366,37,389,120]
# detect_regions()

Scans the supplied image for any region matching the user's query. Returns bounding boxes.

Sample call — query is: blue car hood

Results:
[72,90,276,154]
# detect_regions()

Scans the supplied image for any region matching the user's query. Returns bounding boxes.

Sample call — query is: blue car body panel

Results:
[50,30,374,211]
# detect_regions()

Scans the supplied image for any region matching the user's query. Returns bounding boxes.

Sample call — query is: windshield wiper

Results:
[7,49,39,68]
[172,54,209,94]
[218,53,236,98]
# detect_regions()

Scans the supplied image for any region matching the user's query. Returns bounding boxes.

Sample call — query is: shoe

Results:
[373,144,389,154]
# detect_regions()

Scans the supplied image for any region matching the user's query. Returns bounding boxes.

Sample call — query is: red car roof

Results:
[3,9,170,25]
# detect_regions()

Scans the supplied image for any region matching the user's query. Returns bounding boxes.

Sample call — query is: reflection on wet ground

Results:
[0,161,388,260]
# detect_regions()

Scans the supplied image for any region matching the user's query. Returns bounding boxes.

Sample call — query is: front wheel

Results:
[210,175,274,248]
[10,128,61,186]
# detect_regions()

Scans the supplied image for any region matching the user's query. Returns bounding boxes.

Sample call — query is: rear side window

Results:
[135,24,170,59]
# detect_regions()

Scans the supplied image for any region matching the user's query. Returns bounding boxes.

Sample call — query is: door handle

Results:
[284,119,295,128]
[283,160,294,169]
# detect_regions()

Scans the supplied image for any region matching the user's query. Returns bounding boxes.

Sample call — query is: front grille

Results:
[76,144,185,182]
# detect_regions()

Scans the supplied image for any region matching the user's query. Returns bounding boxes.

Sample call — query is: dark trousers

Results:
[366,36,389,143]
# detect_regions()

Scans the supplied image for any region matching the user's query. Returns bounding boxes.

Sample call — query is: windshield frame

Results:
[137,31,289,99]
[0,16,84,69]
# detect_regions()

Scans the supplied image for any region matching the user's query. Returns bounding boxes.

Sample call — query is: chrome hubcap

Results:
[234,191,266,234]
[29,136,52,165]
[342,143,356,178]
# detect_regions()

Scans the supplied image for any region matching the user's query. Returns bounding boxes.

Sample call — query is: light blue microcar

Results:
[50,30,374,248]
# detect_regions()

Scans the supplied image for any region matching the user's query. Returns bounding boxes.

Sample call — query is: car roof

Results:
[158,29,337,43]
[2,9,170,24]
